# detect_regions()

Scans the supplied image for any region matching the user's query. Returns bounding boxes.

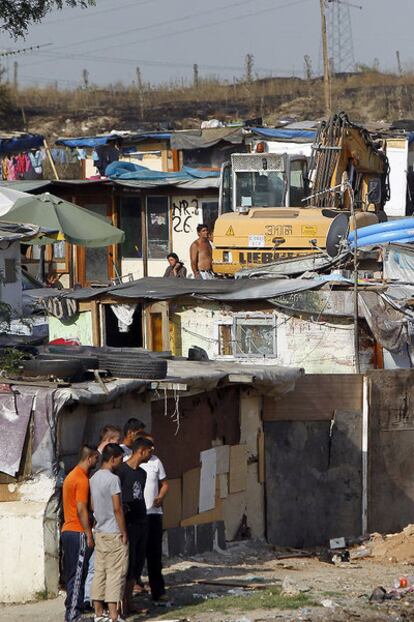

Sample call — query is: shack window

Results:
[119,196,142,258]
[147,196,169,259]
[217,314,277,358]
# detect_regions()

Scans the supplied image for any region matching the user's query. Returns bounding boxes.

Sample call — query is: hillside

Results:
[3,70,414,137]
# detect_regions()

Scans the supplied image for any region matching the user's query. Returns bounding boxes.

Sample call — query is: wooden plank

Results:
[163,478,182,529]
[263,374,363,421]
[215,445,230,475]
[182,467,200,520]
[258,431,265,484]
[229,444,247,494]
[0,483,20,501]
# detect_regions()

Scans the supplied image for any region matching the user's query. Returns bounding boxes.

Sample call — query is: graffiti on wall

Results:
[172,198,199,233]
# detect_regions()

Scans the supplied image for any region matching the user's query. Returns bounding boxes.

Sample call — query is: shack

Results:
[0,359,299,603]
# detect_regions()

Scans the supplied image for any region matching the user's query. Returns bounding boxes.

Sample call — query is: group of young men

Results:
[61,418,169,622]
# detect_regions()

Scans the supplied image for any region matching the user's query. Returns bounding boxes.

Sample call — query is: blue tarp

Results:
[0,133,44,155]
[106,161,219,181]
[250,127,316,141]
[55,132,172,149]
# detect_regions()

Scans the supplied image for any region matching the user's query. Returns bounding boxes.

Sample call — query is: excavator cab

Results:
[218,153,309,215]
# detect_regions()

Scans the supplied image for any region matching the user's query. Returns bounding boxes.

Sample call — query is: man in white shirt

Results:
[140,435,169,604]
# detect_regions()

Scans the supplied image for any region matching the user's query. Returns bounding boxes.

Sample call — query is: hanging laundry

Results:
[28,150,43,175]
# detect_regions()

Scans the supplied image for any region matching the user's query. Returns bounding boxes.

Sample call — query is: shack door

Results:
[264,412,362,547]
[75,199,115,286]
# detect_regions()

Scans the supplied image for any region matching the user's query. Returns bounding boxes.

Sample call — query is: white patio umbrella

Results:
[0,187,31,216]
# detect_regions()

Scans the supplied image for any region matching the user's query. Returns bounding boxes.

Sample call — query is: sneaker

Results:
[94,616,110,622]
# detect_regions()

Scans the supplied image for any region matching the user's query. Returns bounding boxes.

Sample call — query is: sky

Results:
[0,0,413,89]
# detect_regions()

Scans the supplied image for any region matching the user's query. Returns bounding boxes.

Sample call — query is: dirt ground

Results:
[2,540,414,622]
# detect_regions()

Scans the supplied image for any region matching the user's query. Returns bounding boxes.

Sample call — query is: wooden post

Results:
[43,139,60,180]
[320,0,332,117]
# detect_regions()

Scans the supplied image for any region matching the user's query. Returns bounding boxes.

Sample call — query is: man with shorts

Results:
[117,437,154,614]
[90,443,128,622]
[61,445,99,622]
[190,224,215,279]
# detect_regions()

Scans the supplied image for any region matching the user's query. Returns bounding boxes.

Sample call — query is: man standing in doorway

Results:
[90,443,129,622]
[140,434,169,605]
[61,445,99,622]
[190,224,215,279]
[120,418,146,460]
[117,436,154,614]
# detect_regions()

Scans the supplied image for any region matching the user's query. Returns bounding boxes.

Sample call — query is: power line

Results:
[39,0,276,53]
[33,49,294,75]
[42,0,158,25]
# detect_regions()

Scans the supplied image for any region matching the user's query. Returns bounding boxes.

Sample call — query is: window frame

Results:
[215,312,277,359]
[146,195,171,260]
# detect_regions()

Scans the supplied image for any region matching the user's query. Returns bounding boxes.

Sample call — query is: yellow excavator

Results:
[212,113,390,276]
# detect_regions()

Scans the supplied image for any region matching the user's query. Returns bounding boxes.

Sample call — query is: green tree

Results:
[0,1,95,37]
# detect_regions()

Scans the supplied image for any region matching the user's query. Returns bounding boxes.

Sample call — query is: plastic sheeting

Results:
[56,132,172,149]
[359,292,413,354]
[250,127,317,142]
[106,161,219,181]
[0,390,35,476]
[383,243,414,283]
[0,133,44,155]
[170,128,245,150]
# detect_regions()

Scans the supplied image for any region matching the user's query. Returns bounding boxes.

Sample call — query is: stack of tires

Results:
[42,346,168,380]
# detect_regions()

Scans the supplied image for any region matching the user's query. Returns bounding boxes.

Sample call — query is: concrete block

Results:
[167,527,185,557]
[196,522,213,554]
[182,526,196,556]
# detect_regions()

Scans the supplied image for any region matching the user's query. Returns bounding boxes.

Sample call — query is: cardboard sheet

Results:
[181,479,222,527]
[215,444,230,475]
[182,467,200,520]
[219,473,229,499]
[162,478,182,529]
[229,444,247,493]
[199,448,217,513]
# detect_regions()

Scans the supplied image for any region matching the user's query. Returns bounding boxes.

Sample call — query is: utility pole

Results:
[13,61,18,90]
[82,68,89,89]
[193,63,199,89]
[304,54,312,80]
[396,50,403,76]
[320,0,332,117]
[245,53,254,83]
[136,65,144,122]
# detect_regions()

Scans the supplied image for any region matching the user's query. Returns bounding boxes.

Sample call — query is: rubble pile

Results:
[364,524,414,562]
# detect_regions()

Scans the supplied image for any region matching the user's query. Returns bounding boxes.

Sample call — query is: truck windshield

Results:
[235,171,285,208]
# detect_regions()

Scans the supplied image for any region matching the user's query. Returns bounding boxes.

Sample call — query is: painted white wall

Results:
[0,241,23,316]
[386,140,409,217]
[0,476,58,603]
[172,301,373,374]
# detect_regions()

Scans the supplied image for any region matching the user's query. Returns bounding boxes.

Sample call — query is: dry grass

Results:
[3,69,414,136]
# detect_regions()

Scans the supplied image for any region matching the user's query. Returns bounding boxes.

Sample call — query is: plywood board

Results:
[229,444,247,494]
[162,478,182,529]
[258,431,265,484]
[199,448,217,512]
[263,374,363,421]
[215,445,230,475]
[181,479,222,527]
[182,467,200,520]
[219,473,229,499]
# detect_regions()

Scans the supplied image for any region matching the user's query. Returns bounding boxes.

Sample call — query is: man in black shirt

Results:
[117,436,154,614]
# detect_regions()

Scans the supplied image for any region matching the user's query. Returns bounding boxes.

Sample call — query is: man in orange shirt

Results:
[61,445,99,622]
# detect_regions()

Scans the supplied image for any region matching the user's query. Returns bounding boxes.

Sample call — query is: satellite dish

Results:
[326,212,350,257]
